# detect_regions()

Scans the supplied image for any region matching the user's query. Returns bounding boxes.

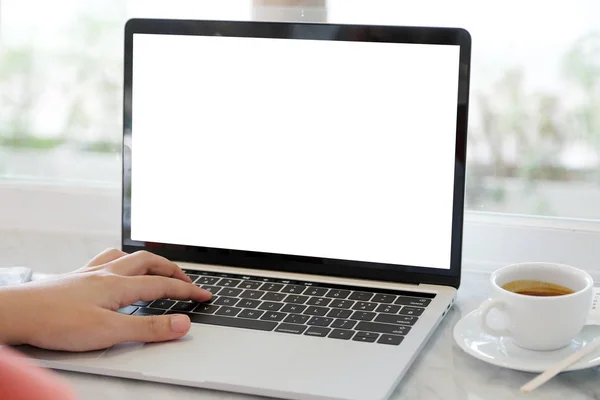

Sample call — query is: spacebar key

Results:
[189,313,277,331]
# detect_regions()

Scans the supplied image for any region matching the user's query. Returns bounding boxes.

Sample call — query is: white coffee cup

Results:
[479,262,594,351]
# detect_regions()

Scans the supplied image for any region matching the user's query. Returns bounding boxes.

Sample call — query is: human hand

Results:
[0,249,211,351]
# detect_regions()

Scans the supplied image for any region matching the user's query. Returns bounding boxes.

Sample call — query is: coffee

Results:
[502,280,574,297]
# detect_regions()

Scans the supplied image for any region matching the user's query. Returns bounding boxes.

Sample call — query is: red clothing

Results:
[0,346,76,400]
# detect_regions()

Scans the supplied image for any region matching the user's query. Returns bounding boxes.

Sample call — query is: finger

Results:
[118,276,211,306]
[107,251,191,283]
[110,311,191,344]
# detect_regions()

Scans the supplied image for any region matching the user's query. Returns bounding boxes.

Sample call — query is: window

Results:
[1,0,599,219]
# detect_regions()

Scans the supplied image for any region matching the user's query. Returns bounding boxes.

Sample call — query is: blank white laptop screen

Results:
[130,33,460,270]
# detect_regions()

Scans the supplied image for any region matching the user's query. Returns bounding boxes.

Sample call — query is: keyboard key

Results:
[133,307,165,316]
[399,307,425,316]
[117,305,138,315]
[238,281,263,290]
[327,308,352,319]
[355,321,411,336]
[329,329,355,340]
[263,292,286,302]
[284,314,310,324]
[186,274,200,283]
[275,323,307,335]
[281,304,307,314]
[238,309,264,319]
[304,327,331,337]
[240,290,264,299]
[326,289,351,299]
[238,299,261,309]
[171,302,197,312]
[283,295,309,304]
[132,300,152,307]
[259,301,284,312]
[281,284,306,294]
[149,299,176,309]
[304,287,328,297]
[349,291,373,301]
[215,306,242,317]
[197,276,220,285]
[214,297,240,307]
[201,285,221,295]
[219,288,242,297]
[331,319,357,330]
[350,311,376,321]
[217,278,241,287]
[375,314,418,326]
[376,304,401,314]
[261,312,286,322]
[378,334,404,346]
[306,297,331,307]
[352,302,377,311]
[395,297,431,307]
[352,332,379,343]
[259,283,284,292]
[372,294,396,304]
[304,306,328,316]
[330,300,354,309]
[194,304,219,314]
[188,313,277,331]
[307,317,333,327]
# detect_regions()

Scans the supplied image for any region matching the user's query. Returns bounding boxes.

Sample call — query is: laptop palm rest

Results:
[19,323,405,400]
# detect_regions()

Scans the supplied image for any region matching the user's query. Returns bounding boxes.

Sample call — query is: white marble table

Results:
[2,231,600,400]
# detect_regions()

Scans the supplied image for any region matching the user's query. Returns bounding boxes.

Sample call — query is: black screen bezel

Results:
[122,18,471,289]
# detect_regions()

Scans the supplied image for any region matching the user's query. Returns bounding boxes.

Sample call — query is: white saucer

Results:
[453,309,600,373]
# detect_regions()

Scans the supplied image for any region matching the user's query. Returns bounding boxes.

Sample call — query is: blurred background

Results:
[0,0,599,219]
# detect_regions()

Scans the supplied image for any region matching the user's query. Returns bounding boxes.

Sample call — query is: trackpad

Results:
[100,342,145,359]
[93,324,395,399]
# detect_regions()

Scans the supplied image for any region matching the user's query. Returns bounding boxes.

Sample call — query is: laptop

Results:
[22,19,471,400]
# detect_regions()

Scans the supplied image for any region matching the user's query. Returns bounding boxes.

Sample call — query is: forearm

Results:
[0,287,27,345]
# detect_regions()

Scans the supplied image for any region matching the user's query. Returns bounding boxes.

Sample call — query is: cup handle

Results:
[479,299,511,337]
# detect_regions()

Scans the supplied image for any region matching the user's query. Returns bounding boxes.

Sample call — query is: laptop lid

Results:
[121,19,471,289]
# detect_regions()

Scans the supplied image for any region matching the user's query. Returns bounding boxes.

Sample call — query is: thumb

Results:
[116,313,192,343]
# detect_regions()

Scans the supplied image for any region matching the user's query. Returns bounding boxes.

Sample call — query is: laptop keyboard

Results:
[118,269,435,346]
